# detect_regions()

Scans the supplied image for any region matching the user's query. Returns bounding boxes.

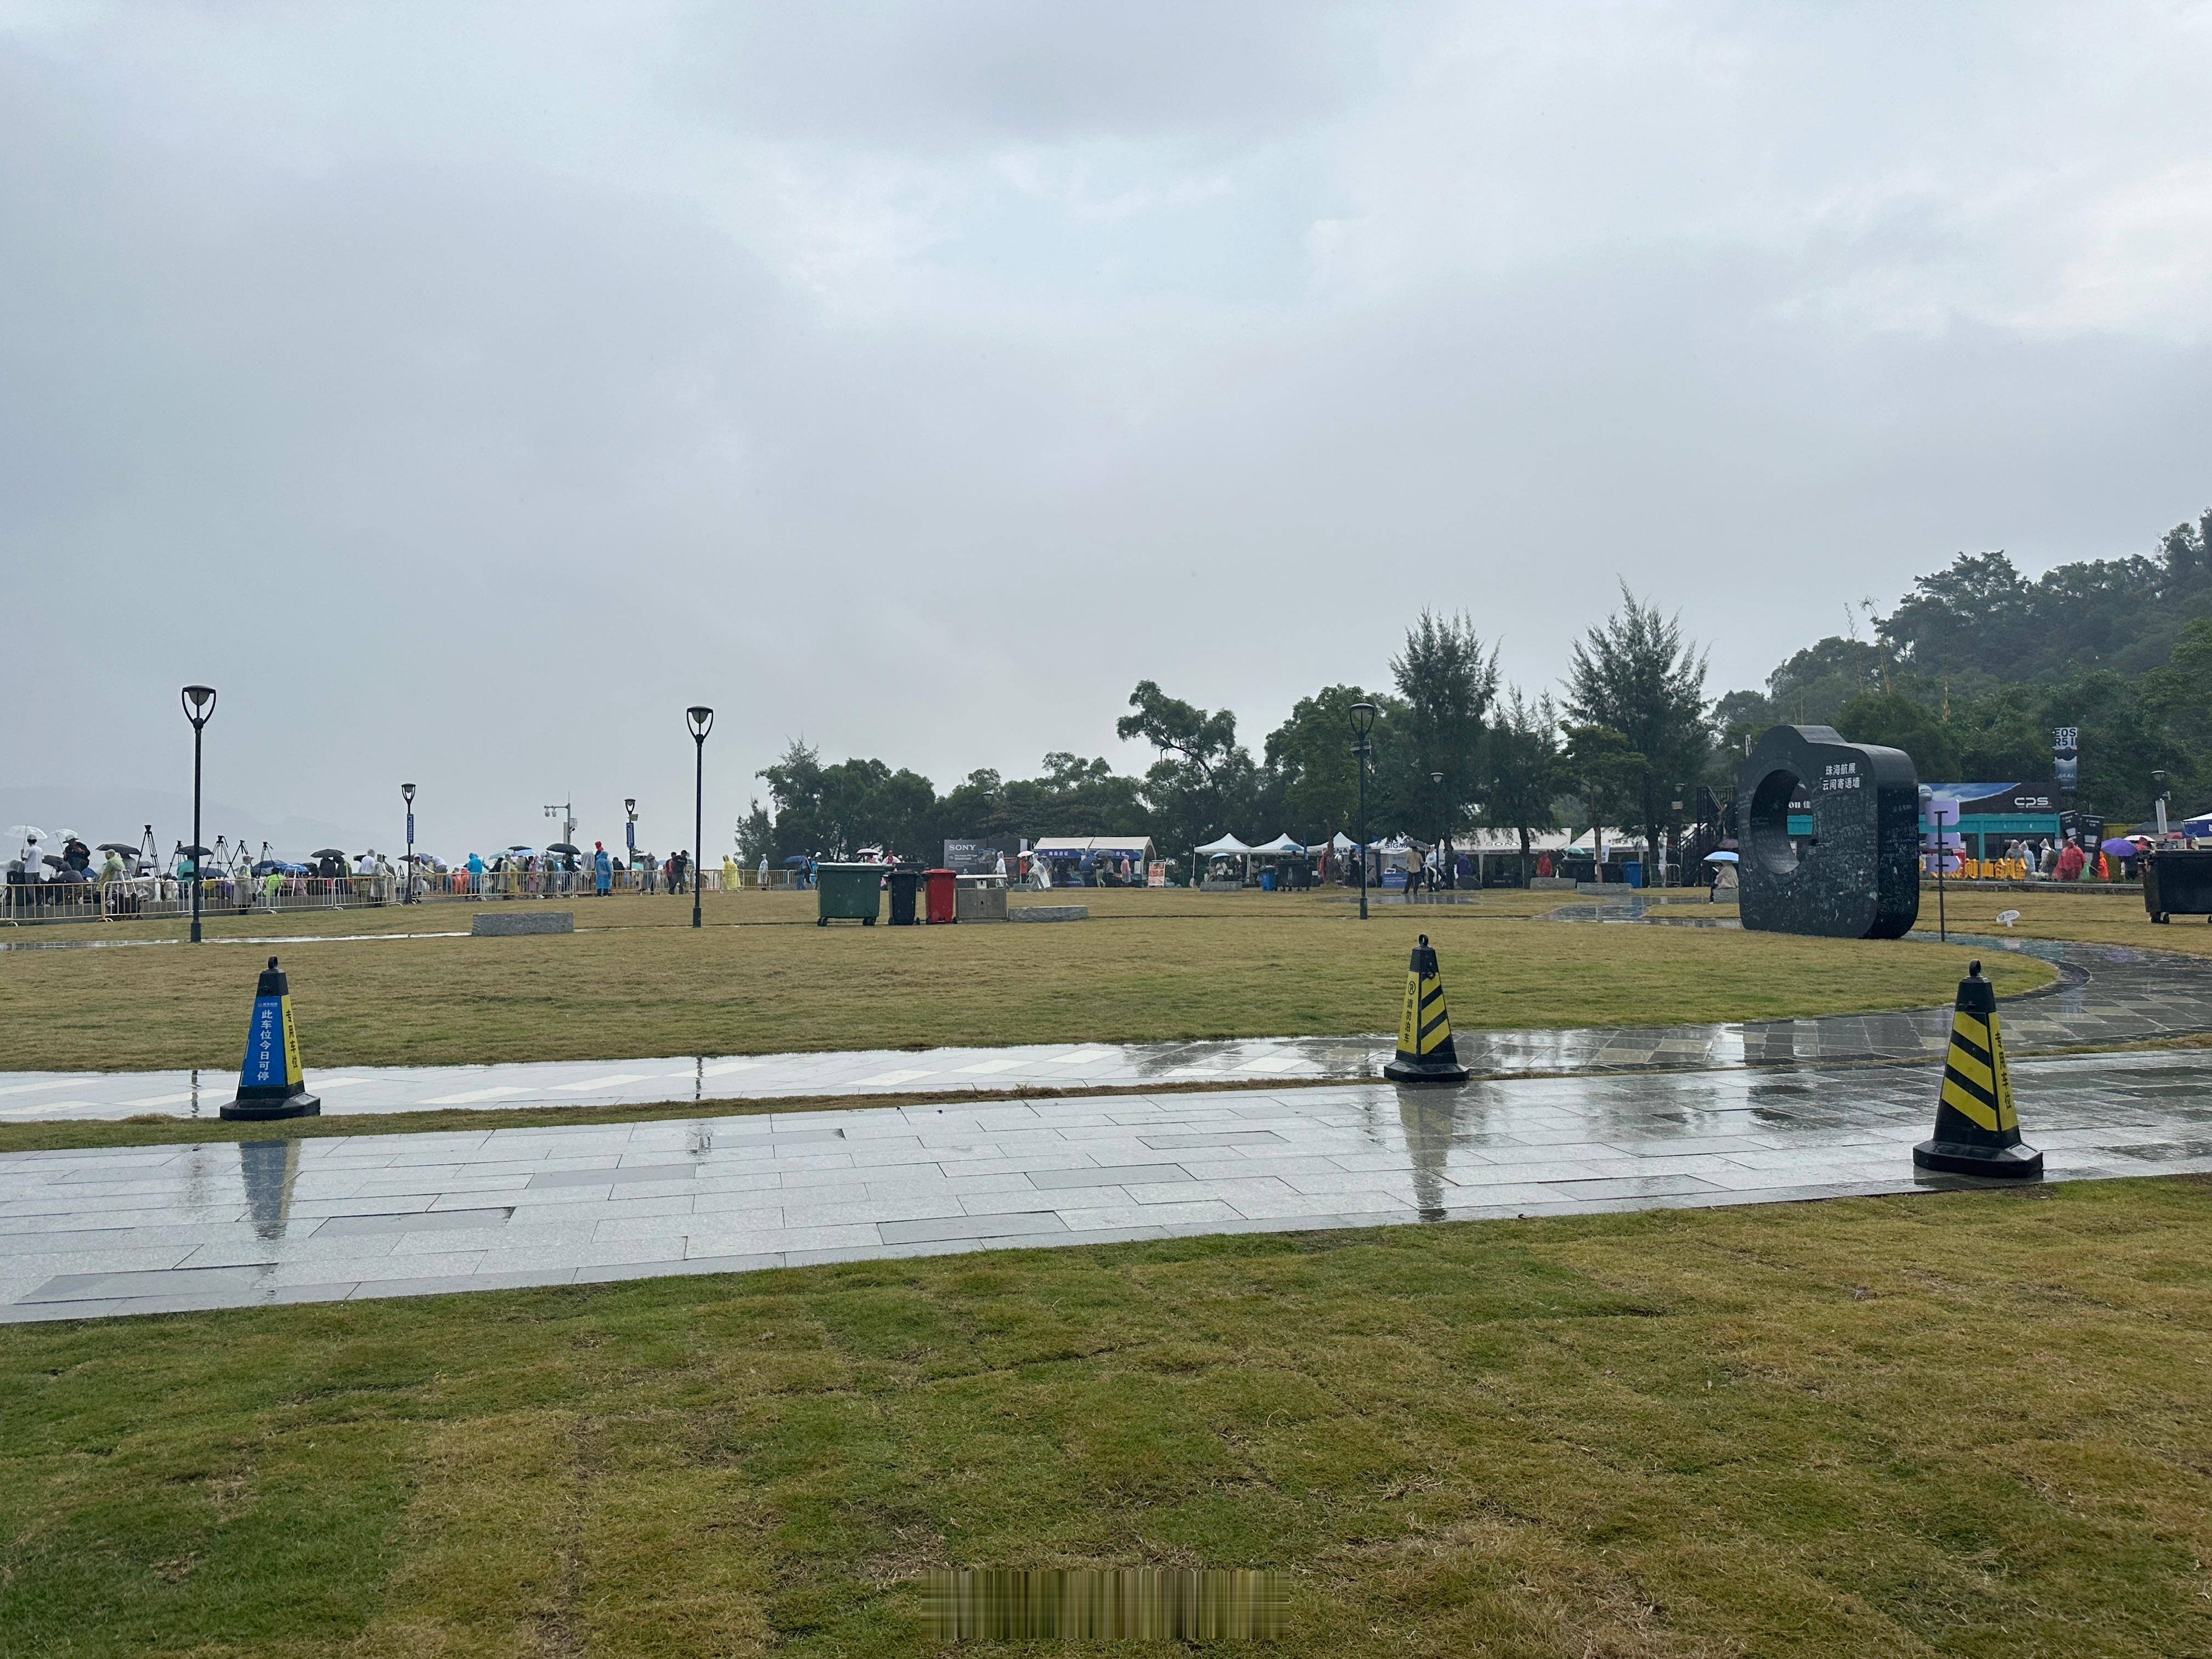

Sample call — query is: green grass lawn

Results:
[4,1177,2208,1656]
[0,893,2050,1074]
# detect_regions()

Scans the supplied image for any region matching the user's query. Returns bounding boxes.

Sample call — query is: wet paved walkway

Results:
[4,1049,2208,1323]
[2,936,2206,1124]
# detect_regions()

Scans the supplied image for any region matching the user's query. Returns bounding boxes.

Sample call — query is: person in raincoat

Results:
[593,842,612,896]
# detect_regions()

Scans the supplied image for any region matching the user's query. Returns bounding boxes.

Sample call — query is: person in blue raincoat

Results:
[593,841,612,896]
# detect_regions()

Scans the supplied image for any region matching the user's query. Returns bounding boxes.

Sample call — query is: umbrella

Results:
[178,844,211,857]
[97,843,137,854]
[782,855,811,867]
[41,855,63,868]
[6,825,47,841]
[252,860,308,876]
[312,848,347,860]
[1702,850,1740,864]
[2100,837,2138,858]
[548,842,581,855]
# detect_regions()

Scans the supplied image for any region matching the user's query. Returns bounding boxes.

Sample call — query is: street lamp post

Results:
[1350,701,1377,921]
[180,685,216,943]
[401,783,416,904]
[686,707,714,929]
[1429,769,1446,895]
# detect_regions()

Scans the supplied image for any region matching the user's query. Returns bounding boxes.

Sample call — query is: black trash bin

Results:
[886,863,923,926]
[2145,850,2212,922]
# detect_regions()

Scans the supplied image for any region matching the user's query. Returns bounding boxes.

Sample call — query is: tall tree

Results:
[754,738,829,861]
[1117,680,1255,860]
[1262,685,1388,842]
[1562,586,1709,878]
[1835,692,1960,781]
[1560,724,1646,854]
[1388,610,1498,830]
[1483,687,1566,879]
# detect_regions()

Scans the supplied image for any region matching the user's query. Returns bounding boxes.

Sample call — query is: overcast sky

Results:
[7,2,2211,855]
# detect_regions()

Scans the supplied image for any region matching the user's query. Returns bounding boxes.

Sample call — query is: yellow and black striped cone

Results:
[1912,958,2039,1178]
[1383,934,1469,1084]
[221,956,322,1122]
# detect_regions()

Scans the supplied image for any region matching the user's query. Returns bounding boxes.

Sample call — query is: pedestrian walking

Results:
[2056,837,2085,882]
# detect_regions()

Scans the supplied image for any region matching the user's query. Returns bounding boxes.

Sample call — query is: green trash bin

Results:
[816,863,883,926]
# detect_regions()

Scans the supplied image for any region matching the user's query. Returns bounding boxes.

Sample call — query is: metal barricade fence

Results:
[2,861,732,926]
[2,872,400,924]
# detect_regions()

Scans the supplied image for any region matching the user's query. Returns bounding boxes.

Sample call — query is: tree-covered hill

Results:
[1715,508,2212,822]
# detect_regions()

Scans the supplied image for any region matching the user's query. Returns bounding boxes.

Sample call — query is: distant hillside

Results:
[1714,507,2212,822]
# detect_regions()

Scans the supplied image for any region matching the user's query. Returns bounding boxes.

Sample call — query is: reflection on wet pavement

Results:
[0,936,2203,1124]
[5,1048,2208,1322]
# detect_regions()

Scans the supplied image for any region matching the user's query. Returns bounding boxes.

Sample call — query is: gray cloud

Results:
[4,1,2210,856]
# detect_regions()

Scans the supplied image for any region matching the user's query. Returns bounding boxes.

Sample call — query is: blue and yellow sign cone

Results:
[1912,958,2040,1178]
[221,956,322,1122]
[1384,934,1469,1084]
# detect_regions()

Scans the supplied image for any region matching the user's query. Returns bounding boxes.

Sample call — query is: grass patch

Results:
[0,893,2050,1073]
[1921,887,2212,953]
[4,1178,2209,1654]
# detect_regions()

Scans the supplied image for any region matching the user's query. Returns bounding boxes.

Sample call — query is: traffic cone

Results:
[1912,958,2040,1178]
[1383,934,1469,1084]
[221,956,322,1121]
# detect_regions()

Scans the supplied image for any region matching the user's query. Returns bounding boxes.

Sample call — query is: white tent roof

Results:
[1251,833,1304,855]
[1452,828,1578,854]
[1565,827,1643,850]
[1032,835,1155,857]
[1195,833,1253,856]
[1310,832,1358,853]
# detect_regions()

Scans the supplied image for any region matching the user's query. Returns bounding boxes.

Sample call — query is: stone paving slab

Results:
[0,936,2198,1126]
[4,1049,2210,1323]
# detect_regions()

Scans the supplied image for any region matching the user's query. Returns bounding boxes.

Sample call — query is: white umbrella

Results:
[1703,850,1740,864]
[7,825,48,841]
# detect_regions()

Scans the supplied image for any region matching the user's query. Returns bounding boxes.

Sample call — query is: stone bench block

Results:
[1008,905,1088,923]
[471,910,574,936]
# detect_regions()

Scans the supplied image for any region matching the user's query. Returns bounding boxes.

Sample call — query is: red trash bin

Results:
[923,867,958,924]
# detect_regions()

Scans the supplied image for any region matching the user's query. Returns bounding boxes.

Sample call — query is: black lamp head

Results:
[1348,700,1377,737]
[686,705,715,740]
[401,782,416,805]
[180,685,217,725]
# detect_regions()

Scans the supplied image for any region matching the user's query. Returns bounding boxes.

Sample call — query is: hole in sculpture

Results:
[1747,767,1804,876]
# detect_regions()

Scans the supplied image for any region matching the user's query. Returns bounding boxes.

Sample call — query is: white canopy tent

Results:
[1250,833,1304,856]
[1031,834,1156,863]
[1194,833,1253,856]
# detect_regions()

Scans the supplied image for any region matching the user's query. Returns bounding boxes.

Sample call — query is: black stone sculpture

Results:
[1738,724,1920,939]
